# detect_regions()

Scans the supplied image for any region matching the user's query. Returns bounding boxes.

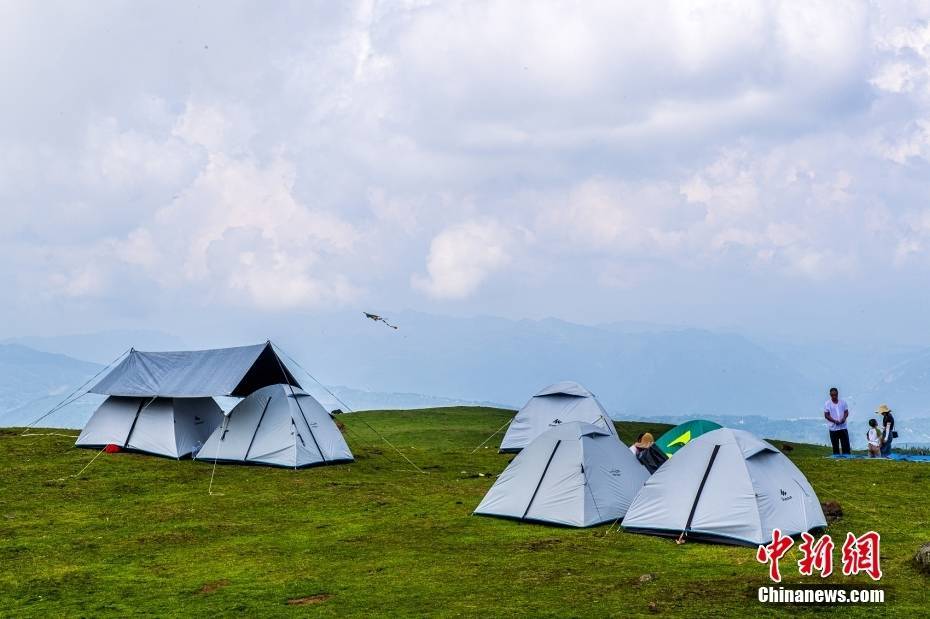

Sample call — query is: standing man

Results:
[824,387,851,455]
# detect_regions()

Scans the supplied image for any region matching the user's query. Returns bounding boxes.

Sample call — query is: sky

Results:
[4,1,930,345]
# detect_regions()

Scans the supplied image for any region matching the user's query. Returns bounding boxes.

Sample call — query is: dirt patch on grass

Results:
[526,538,562,551]
[287,593,332,605]
[821,500,843,523]
[198,579,229,594]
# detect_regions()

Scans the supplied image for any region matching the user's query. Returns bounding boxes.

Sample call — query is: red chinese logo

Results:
[841,531,883,581]
[756,528,794,583]
[757,530,881,582]
[797,532,834,577]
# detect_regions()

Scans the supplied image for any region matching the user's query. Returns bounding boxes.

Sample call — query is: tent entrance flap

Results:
[244,396,273,461]
[292,395,326,463]
[685,444,720,532]
[231,344,299,397]
[523,440,561,519]
[123,399,147,448]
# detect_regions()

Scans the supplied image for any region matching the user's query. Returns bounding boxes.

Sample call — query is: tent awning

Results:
[89,342,301,398]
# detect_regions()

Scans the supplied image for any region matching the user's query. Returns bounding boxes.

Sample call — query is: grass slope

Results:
[1,407,928,617]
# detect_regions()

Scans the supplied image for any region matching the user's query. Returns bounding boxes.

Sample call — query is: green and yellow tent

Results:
[655,419,722,456]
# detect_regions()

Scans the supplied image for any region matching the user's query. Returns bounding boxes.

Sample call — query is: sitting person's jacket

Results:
[637,444,668,474]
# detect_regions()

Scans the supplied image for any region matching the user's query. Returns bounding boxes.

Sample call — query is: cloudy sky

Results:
[4,0,930,344]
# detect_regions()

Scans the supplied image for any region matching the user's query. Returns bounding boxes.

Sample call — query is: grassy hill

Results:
[1,407,927,617]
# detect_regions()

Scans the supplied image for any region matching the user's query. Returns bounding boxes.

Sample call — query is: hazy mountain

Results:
[3,329,185,365]
[859,350,930,417]
[314,385,507,413]
[0,393,105,430]
[0,338,503,429]
[284,312,822,418]
[6,312,930,433]
[0,344,103,427]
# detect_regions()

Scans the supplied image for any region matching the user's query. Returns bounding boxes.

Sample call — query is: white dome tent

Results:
[622,428,827,546]
[475,421,649,527]
[499,381,618,453]
[75,396,223,459]
[195,384,353,468]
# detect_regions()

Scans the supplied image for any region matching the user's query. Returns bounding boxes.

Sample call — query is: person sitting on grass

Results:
[867,419,883,458]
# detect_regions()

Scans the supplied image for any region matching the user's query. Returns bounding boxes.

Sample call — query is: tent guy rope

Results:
[20,347,131,435]
[470,416,514,454]
[269,341,427,474]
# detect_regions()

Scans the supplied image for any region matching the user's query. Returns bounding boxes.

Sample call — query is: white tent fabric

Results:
[90,342,300,398]
[475,422,649,527]
[75,396,223,459]
[622,428,827,546]
[499,381,617,453]
[195,384,353,468]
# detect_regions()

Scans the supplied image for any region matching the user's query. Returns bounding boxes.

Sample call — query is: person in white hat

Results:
[875,404,896,458]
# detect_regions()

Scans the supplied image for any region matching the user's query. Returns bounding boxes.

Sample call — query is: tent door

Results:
[684,444,721,533]
[291,395,326,463]
[243,396,273,461]
[123,399,148,448]
[522,440,562,519]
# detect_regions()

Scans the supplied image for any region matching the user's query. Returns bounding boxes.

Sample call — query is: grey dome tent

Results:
[195,384,353,468]
[475,421,649,527]
[622,428,827,546]
[75,396,223,459]
[500,381,617,453]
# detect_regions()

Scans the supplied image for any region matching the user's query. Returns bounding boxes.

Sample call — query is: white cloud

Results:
[5,3,930,334]
[412,220,513,299]
[534,179,695,256]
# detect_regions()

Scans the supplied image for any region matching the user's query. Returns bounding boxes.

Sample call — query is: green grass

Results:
[1,407,928,617]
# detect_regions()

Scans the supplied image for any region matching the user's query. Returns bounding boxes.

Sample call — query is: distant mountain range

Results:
[3,314,930,445]
[0,344,103,428]
[3,329,185,365]
[284,312,823,418]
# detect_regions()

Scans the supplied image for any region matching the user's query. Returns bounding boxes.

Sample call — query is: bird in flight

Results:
[363,312,398,329]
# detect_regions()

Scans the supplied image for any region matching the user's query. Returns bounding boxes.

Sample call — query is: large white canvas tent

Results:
[499,381,617,453]
[475,422,649,527]
[77,342,300,459]
[622,428,827,546]
[75,396,223,459]
[195,384,353,468]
